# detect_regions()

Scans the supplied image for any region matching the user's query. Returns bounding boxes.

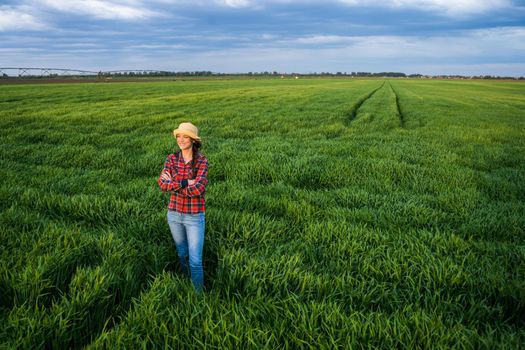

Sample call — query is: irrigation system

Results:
[0,67,166,77]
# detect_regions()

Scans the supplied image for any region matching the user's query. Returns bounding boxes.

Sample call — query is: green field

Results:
[1,78,524,349]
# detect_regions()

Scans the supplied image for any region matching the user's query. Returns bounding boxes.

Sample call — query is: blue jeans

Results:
[167,210,205,291]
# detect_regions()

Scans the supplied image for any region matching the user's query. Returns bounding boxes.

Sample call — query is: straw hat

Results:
[173,122,201,141]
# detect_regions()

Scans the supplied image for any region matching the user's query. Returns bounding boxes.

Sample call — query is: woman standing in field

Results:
[158,122,208,292]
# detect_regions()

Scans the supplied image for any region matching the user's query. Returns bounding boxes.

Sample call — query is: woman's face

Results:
[176,134,193,151]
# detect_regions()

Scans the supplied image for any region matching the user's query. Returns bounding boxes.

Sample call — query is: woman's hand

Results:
[161,170,195,186]
[160,170,172,182]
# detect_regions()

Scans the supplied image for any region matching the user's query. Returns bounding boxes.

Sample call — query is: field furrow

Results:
[349,80,403,131]
[344,81,385,124]
[388,82,405,128]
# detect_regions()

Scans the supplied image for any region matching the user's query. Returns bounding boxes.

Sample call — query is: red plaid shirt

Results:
[157,151,208,213]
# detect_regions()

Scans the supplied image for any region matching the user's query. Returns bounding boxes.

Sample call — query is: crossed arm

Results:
[157,157,208,197]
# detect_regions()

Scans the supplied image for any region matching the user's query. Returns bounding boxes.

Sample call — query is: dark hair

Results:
[191,140,202,179]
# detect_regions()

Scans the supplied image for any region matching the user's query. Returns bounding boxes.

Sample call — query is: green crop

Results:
[1,78,524,349]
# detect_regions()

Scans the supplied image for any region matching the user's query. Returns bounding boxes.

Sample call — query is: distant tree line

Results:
[2,71,524,80]
[97,71,215,77]
[95,71,525,80]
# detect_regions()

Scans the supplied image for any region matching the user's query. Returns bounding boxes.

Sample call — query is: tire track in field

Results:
[388,82,405,128]
[345,81,385,125]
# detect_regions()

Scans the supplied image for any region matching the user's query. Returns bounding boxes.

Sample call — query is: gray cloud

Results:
[1,0,523,75]
[0,5,48,31]
[37,0,163,20]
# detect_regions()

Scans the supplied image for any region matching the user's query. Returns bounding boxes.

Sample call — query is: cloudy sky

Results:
[1,0,524,76]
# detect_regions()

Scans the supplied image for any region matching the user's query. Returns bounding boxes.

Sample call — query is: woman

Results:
[158,122,208,292]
